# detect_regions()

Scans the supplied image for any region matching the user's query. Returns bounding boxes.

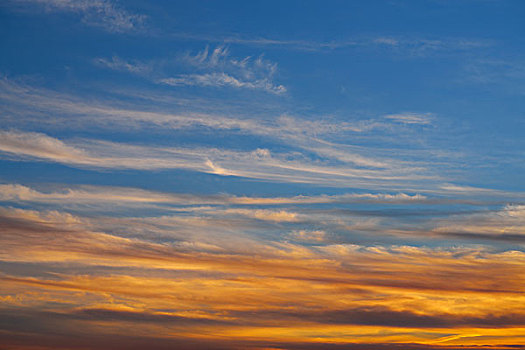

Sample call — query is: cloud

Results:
[159,72,286,94]
[177,33,491,56]
[94,56,151,74]
[230,305,525,328]
[0,130,211,171]
[0,79,441,184]
[3,80,522,197]
[0,129,90,163]
[73,308,235,325]
[0,77,374,139]
[373,37,400,46]
[430,204,525,238]
[289,229,327,242]
[9,306,524,350]
[94,46,287,94]
[0,130,435,188]
[384,113,433,125]
[0,183,427,210]
[161,46,287,94]
[0,2,522,349]
[225,209,299,222]
[12,0,145,33]
[1,205,525,347]
[365,203,525,244]
[464,58,525,85]
[181,46,279,78]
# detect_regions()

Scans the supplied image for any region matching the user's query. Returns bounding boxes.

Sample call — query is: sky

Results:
[0,1,525,349]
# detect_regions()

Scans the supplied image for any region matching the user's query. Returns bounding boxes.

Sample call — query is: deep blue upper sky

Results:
[0,0,524,196]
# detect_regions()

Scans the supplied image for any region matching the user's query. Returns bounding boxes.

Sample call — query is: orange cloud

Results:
[1,206,525,349]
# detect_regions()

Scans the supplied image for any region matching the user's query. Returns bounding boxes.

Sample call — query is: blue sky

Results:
[1,1,525,349]
[1,0,524,194]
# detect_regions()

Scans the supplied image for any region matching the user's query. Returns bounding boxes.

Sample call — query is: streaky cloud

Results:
[9,0,145,33]
[0,130,437,188]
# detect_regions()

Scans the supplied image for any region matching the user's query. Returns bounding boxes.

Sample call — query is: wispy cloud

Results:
[431,204,525,238]
[0,79,442,180]
[167,46,286,94]
[94,46,286,94]
[384,113,433,125]
[3,79,521,197]
[93,56,151,74]
[0,183,427,210]
[12,0,145,33]
[176,34,491,56]
[0,78,417,139]
[0,129,90,163]
[0,130,437,188]
[159,72,286,94]
[3,182,523,248]
[289,229,327,242]
[463,58,525,94]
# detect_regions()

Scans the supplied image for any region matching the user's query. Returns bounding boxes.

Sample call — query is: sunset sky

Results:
[1,1,525,349]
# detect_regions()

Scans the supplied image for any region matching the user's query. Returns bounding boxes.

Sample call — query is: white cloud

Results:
[162,46,286,94]
[1,80,476,192]
[181,46,278,76]
[0,79,405,172]
[94,56,151,74]
[14,0,145,33]
[179,34,491,55]
[0,130,89,163]
[93,46,286,93]
[0,183,427,208]
[205,159,236,176]
[0,130,435,188]
[384,113,433,125]
[160,72,286,95]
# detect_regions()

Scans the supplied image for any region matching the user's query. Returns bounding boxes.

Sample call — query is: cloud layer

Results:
[1,1,524,349]
[1,203,524,349]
